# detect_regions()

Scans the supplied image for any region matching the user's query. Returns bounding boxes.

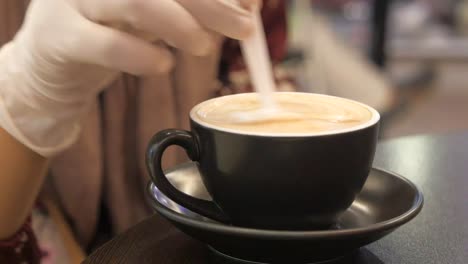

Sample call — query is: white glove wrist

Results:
[0,40,88,157]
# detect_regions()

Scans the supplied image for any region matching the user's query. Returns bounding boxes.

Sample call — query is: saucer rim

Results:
[147,166,424,239]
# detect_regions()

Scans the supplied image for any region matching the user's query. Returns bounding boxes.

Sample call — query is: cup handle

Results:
[146,129,230,223]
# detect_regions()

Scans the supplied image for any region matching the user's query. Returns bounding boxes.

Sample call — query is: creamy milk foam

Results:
[192,93,377,135]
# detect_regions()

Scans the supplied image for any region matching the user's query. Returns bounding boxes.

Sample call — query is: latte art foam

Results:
[192,93,375,135]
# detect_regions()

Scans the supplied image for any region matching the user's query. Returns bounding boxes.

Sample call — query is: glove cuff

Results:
[0,42,83,157]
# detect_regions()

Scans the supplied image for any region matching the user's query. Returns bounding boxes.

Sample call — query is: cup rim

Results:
[190,92,380,137]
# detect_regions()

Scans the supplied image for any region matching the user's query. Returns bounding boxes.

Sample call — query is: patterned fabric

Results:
[0,217,41,264]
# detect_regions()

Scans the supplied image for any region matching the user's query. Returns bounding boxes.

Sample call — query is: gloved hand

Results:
[0,0,259,157]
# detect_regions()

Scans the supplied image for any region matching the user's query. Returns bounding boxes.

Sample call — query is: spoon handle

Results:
[240,8,276,108]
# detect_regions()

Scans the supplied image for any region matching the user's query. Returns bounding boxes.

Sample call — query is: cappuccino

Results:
[149,92,380,229]
[192,93,375,135]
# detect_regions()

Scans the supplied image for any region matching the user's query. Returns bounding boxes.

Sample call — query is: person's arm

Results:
[0,0,259,241]
[0,127,47,239]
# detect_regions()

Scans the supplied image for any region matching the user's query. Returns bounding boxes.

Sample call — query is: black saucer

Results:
[147,162,423,264]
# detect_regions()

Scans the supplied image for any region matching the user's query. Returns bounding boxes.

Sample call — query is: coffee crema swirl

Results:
[192,93,374,135]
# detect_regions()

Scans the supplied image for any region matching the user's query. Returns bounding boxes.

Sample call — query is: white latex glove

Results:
[0,0,259,157]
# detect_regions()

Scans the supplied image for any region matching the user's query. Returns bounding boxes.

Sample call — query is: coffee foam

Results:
[191,93,379,136]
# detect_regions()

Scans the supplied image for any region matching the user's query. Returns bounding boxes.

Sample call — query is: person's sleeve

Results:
[0,217,42,264]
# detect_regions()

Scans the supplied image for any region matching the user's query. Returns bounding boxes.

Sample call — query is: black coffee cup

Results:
[146,93,380,230]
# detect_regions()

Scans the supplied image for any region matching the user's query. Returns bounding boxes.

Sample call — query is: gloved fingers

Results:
[68,20,174,76]
[176,0,255,39]
[75,0,215,56]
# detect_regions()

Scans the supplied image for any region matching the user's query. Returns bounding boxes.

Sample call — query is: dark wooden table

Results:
[85,133,468,264]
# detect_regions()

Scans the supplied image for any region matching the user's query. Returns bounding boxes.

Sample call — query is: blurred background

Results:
[283,0,468,138]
